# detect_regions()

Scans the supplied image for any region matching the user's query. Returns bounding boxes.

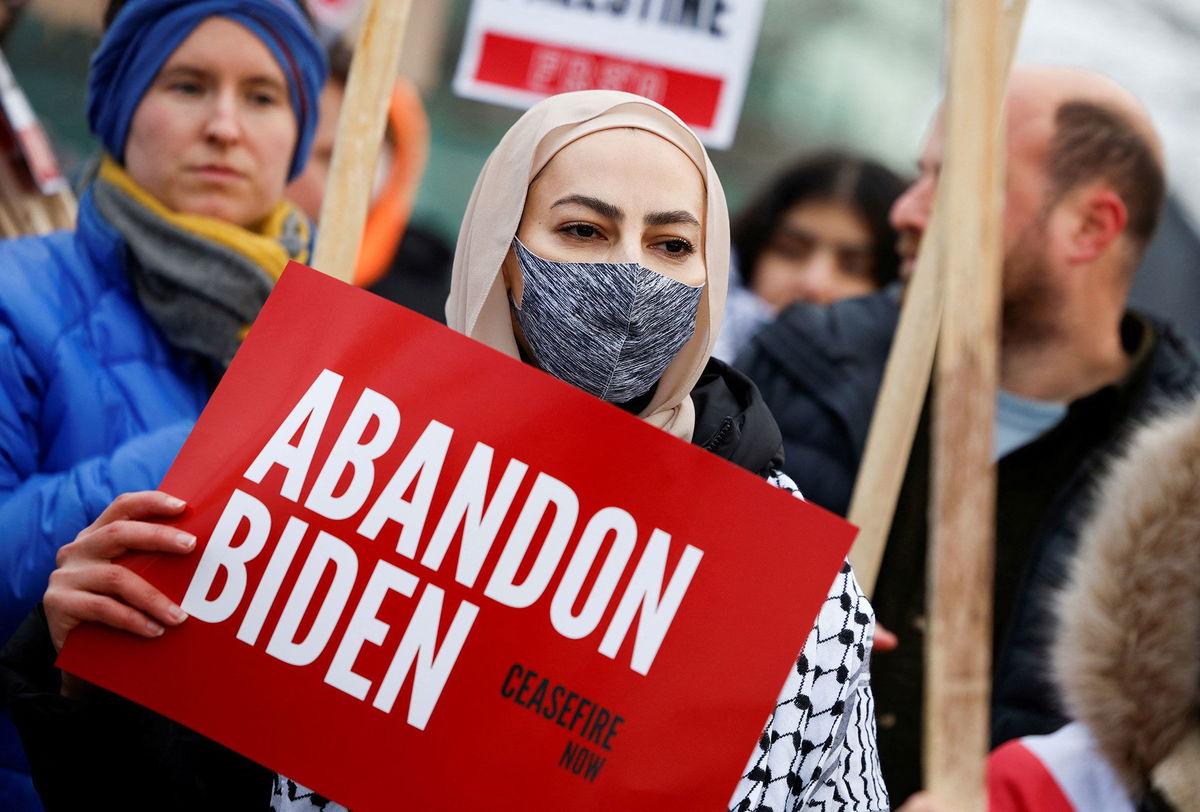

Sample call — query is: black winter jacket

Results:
[734,289,899,515]
[736,293,1200,803]
[989,316,1200,742]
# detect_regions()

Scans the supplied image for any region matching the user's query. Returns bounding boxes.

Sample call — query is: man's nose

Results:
[890,176,934,235]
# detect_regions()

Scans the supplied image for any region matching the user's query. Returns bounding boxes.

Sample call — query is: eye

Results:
[560,223,602,240]
[836,249,873,278]
[169,80,204,96]
[768,233,815,261]
[659,238,695,256]
[249,90,283,108]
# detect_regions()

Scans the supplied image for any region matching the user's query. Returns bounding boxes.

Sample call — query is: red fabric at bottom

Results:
[989,739,1077,812]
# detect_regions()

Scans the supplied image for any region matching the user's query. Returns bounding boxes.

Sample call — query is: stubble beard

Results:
[1000,220,1066,354]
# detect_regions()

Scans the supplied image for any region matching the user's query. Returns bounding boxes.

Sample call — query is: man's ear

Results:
[1066,184,1128,263]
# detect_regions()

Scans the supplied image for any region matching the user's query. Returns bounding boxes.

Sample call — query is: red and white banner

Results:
[988,724,1135,812]
[453,0,767,149]
[58,263,853,810]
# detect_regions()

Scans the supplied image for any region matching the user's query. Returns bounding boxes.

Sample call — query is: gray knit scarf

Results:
[91,173,309,373]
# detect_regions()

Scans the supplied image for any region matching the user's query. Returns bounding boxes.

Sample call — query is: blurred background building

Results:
[0,0,942,238]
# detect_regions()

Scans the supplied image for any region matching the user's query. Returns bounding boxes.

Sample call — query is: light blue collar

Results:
[994,389,1068,460]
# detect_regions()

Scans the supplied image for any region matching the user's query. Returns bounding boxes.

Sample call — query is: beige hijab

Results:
[446,90,730,442]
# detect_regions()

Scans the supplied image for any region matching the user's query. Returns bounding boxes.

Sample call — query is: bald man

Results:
[735,65,1200,804]
[895,66,1166,405]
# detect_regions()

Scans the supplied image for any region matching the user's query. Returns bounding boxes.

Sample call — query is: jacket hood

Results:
[745,288,900,459]
[1053,394,1200,808]
[691,357,784,478]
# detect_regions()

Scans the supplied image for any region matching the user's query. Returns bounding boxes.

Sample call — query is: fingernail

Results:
[168,604,188,624]
[147,621,165,636]
[177,533,196,550]
[166,496,186,509]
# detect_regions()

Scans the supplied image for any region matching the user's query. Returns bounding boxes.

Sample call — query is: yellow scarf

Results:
[99,157,309,281]
[93,156,312,371]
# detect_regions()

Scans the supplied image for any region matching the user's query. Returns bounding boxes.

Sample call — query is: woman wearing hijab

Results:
[0,1,323,807]
[8,92,886,811]
[447,90,888,812]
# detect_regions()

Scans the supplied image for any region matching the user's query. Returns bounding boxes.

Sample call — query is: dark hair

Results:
[102,0,126,29]
[0,0,26,45]
[1045,100,1165,254]
[104,0,316,30]
[732,151,908,288]
[325,39,353,86]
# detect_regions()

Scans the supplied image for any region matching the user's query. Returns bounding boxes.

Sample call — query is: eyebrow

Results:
[552,194,700,228]
[644,209,700,228]
[157,65,286,89]
[552,194,623,221]
[776,224,870,251]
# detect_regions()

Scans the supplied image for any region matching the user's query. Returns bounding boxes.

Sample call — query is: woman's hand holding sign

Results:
[44,490,194,654]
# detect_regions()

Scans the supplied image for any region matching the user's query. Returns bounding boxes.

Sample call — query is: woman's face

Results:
[751,199,877,309]
[504,127,706,304]
[124,17,298,227]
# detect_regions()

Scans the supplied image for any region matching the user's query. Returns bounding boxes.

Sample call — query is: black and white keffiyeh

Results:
[727,470,888,812]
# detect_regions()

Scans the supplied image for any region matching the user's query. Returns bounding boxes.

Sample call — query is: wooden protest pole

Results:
[846,0,1027,596]
[922,0,1008,806]
[846,203,947,596]
[843,0,1027,802]
[311,0,413,282]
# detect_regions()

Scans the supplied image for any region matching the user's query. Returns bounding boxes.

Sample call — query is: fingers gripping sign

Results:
[45,491,197,654]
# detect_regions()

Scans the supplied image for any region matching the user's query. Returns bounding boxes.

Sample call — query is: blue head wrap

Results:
[87,0,327,181]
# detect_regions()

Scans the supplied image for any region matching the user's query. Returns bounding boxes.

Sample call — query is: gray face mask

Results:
[509,238,704,403]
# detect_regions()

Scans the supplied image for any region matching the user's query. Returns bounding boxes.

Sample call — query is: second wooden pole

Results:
[923,0,1008,807]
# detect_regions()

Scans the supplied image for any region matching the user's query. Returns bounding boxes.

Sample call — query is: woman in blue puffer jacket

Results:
[0,1,325,806]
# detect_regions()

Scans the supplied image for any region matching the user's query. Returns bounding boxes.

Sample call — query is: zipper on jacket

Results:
[702,417,736,453]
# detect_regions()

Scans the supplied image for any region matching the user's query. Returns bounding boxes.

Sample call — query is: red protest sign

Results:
[58,263,856,810]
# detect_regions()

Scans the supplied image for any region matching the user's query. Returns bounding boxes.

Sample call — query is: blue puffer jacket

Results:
[0,190,210,809]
